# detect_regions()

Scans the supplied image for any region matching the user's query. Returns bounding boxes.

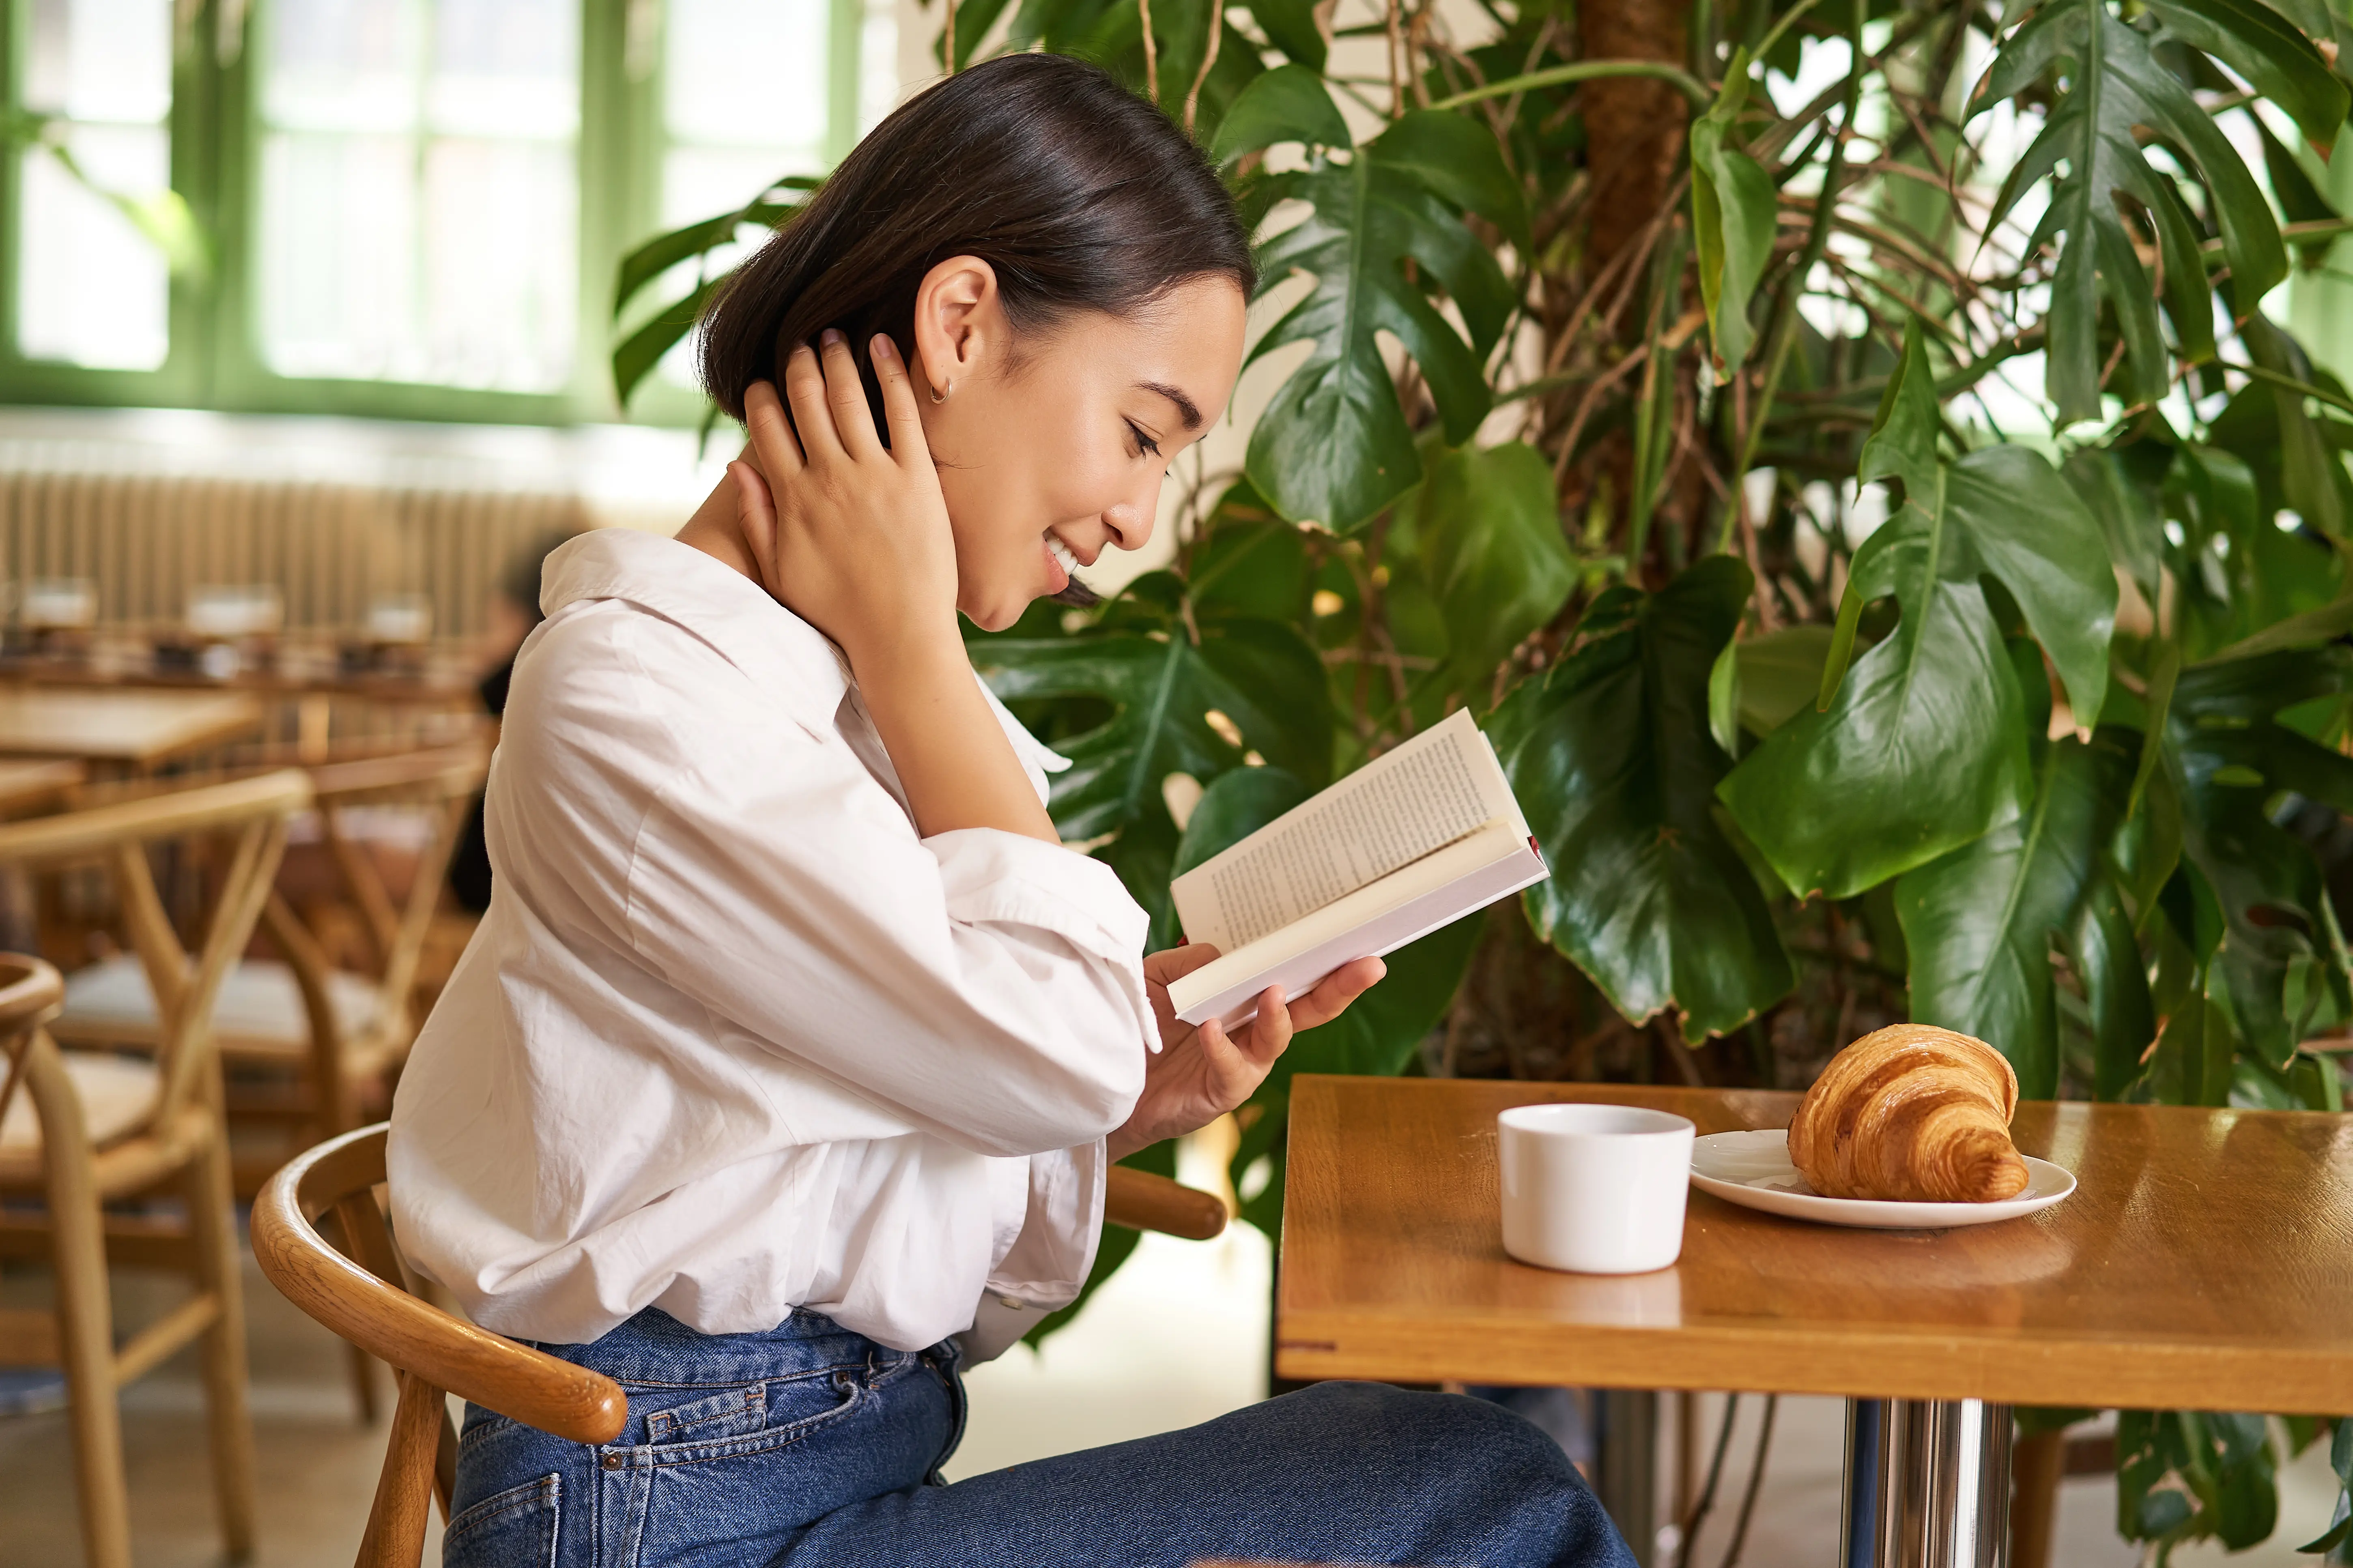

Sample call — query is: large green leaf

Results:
[1493,556,1794,1043]
[1413,442,1578,690]
[1975,0,2289,419]
[971,592,1331,943]
[2149,0,2346,150]
[2061,445,2168,600]
[1731,625,1835,737]
[980,0,1265,140]
[2117,1410,2282,1554]
[1718,325,2115,899]
[609,183,810,406]
[1689,51,1779,374]
[2166,644,2353,1065]
[1895,732,2156,1098]
[1210,63,1351,163]
[1243,110,1528,532]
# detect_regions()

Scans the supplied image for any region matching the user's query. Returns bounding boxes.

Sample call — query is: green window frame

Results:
[0,0,866,426]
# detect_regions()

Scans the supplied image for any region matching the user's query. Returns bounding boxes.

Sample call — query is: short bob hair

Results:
[697,53,1256,429]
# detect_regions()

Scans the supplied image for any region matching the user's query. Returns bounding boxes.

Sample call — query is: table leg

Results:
[1842,1398,2013,1568]
[1593,1389,1658,1566]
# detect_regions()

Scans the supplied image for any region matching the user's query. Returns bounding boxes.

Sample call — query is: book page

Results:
[1174,708,1519,950]
[1166,820,1547,1027]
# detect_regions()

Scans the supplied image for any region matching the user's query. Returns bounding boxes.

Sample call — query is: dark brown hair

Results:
[697,53,1254,427]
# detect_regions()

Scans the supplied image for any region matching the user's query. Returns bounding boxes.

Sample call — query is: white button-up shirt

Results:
[389,529,1155,1358]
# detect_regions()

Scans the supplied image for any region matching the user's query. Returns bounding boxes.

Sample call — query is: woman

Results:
[390,52,1630,1568]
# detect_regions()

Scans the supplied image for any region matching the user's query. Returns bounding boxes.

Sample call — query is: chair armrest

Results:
[1104,1166,1227,1240]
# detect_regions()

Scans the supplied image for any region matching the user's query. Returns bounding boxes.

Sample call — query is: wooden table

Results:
[0,689,262,769]
[0,760,83,815]
[1280,1076,2353,1567]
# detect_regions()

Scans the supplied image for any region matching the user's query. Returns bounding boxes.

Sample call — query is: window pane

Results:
[255,0,579,391]
[259,0,423,134]
[429,0,578,139]
[664,0,830,153]
[858,0,899,134]
[17,128,170,369]
[15,0,173,370]
[25,0,171,120]
[654,0,836,389]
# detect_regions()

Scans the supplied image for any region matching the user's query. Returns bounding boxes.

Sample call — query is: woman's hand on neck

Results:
[682,354,1060,849]
[676,447,765,584]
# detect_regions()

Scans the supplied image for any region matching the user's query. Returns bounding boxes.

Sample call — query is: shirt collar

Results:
[540,529,851,732]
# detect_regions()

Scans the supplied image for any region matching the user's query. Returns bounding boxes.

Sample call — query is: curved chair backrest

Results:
[0,770,311,1134]
[0,954,65,1134]
[252,1123,624,1568]
[262,738,490,1057]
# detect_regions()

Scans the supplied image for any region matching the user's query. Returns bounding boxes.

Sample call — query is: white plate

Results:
[1688,1129,2076,1229]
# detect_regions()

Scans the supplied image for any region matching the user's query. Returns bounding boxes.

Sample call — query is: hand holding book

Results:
[1106,947,1386,1162]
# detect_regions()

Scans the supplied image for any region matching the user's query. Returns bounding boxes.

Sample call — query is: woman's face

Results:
[908,264,1248,631]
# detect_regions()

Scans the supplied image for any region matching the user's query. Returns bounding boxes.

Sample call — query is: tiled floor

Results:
[1,1213,2341,1566]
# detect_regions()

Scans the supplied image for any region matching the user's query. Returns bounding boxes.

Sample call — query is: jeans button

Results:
[600,1453,619,1471]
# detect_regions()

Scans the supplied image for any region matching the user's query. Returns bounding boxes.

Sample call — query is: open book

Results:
[1166,708,1548,1030]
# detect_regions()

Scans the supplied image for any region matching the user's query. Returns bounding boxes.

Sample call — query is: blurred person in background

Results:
[446,529,574,912]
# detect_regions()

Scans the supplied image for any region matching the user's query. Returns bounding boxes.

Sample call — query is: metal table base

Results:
[1843,1398,2014,1568]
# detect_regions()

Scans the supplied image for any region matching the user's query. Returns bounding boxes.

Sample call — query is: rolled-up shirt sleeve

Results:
[618,736,1155,1159]
[959,1140,1109,1362]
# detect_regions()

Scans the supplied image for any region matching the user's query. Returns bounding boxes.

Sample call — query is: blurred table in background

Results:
[0,649,482,761]
[0,690,263,772]
[0,760,84,815]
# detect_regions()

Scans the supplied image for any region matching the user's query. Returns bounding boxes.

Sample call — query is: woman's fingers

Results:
[1284,957,1386,1033]
[1240,987,1294,1066]
[817,329,886,460]
[1193,1017,1256,1099]
[741,380,804,482]
[729,461,778,572]
[1143,942,1224,986]
[870,334,930,464]
[780,343,844,463]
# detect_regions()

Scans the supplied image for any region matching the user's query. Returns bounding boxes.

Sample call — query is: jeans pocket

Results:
[444,1472,560,1568]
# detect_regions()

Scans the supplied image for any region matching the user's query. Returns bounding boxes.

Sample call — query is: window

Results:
[255,0,581,391]
[0,0,893,421]
[16,0,174,370]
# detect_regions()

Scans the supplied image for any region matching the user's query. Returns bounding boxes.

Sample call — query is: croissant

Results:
[1788,1023,2030,1203]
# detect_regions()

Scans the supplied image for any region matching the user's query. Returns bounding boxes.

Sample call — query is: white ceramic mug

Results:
[1498,1104,1696,1274]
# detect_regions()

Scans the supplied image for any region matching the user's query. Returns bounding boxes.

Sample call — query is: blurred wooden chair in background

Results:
[254,1124,1230,1568]
[47,738,488,1196]
[0,769,312,1568]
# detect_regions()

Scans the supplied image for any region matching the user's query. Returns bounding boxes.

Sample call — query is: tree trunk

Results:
[1579,0,1692,287]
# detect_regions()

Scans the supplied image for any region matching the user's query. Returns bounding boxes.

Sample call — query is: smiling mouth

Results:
[1044,534,1101,608]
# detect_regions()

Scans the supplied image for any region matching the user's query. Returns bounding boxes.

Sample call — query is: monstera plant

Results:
[617,0,2353,1550]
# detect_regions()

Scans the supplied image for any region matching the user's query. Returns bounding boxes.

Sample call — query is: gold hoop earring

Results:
[930,381,951,404]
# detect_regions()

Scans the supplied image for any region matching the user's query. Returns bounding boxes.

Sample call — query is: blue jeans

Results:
[445,1307,1634,1568]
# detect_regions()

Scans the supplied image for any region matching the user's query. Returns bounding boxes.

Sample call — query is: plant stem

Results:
[1184,0,1224,132]
[1430,58,1713,111]
[1717,0,1867,554]
[1139,0,1158,101]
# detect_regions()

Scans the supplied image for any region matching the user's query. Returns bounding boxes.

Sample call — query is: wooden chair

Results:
[0,768,314,1568]
[49,738,489,1195]
[254,1122,1230,1567]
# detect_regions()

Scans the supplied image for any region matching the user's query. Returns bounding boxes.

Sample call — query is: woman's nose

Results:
[1102,471,1164,553]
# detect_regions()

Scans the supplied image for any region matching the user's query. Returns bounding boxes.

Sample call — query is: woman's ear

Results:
[910,255,1003,400]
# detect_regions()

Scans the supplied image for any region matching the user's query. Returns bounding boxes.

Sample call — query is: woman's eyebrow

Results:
[1137,380,1202,431]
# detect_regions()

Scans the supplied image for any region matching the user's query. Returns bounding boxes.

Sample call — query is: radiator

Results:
[0,437,595,647]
